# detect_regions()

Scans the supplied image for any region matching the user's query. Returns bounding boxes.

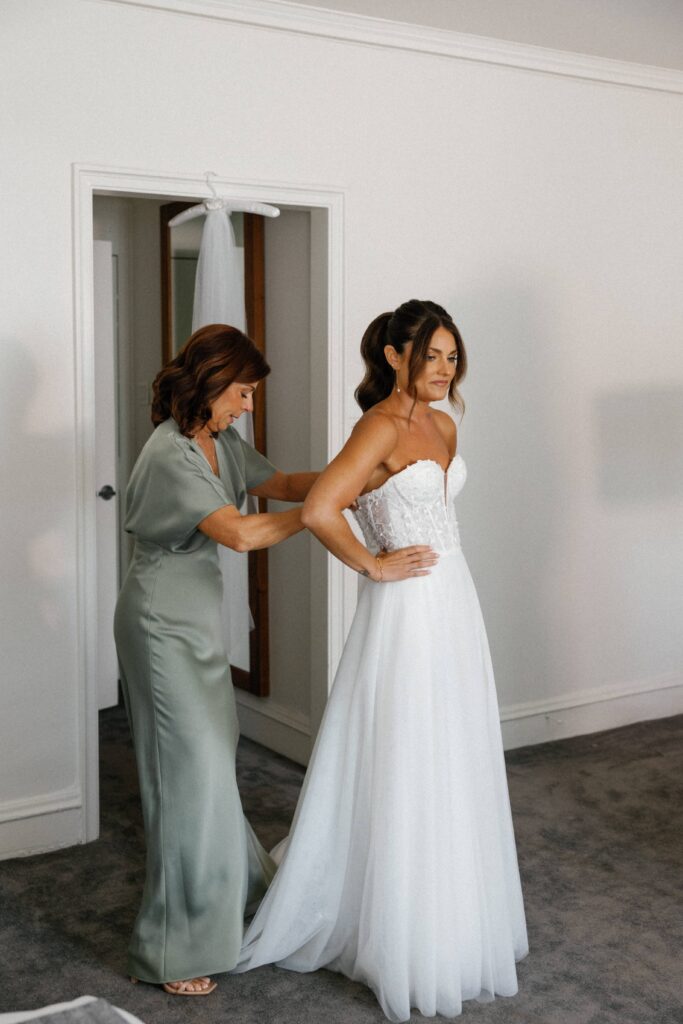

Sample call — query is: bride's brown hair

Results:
[151,323,270,436]
[354,299,467,414]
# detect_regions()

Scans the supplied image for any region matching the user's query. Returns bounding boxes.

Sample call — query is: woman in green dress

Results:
[114,324,317,996]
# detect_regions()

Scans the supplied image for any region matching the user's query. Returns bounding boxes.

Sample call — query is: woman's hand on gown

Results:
[303,415,442,581]
[373,546,438,582]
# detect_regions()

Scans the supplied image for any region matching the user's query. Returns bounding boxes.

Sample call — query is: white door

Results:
[93,239,120,710]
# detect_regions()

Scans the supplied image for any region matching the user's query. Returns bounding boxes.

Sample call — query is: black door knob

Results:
[97,484,117,500]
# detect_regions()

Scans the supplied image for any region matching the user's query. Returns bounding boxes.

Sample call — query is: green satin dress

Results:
[114,417,277,984]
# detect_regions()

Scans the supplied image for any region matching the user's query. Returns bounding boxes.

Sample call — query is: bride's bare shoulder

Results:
[352,407,400,448]
[432,408,458,453]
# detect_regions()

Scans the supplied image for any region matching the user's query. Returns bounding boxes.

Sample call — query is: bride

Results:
[233,299,529,1021]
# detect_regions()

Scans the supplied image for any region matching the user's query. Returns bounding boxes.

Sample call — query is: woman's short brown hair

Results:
[151,324,270,436]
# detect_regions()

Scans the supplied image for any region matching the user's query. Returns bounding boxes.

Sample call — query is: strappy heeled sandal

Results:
[130,975,217,996]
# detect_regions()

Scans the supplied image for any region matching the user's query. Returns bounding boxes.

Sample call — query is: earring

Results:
[394,370,401,394]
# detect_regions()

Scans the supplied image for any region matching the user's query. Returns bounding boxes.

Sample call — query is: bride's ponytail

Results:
[354,299,467,415]
[355,312,395,412]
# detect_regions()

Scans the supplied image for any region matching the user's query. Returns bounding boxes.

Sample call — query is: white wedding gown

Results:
[233,456,529,1021]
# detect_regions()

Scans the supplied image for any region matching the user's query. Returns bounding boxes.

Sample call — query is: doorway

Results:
[74,167,346,843]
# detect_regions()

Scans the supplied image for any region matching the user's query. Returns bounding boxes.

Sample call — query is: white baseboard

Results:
[500,673,683,750]
[3,679,680,859]
[235,690,311,766]
[0,805,84,861]
[236,676,683,762]
[0,785,82,826]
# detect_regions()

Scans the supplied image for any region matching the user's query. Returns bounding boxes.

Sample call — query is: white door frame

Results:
[72,163,348,842]
[92,239,119,711]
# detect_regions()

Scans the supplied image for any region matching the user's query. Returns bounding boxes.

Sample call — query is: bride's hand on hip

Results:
[373,546,438,582]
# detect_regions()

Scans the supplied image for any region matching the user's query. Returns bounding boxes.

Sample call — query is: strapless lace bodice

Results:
[353,454,466,555]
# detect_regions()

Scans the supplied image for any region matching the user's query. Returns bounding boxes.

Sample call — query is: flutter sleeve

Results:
[216,428,277,500]
[124,430,236,551]
[239,434,277,490]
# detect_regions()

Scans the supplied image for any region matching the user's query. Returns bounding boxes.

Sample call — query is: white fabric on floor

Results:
[0,996,145,1024]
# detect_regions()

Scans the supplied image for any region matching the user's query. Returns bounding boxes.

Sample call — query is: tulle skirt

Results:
[233,548,528,1021]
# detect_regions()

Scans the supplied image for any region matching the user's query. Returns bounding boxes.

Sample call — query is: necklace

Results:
[192,431,219,476]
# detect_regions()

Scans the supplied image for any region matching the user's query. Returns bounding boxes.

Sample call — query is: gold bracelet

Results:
[375,555,384,582]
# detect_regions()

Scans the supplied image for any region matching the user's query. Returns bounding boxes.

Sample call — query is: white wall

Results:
[1,0,682,857]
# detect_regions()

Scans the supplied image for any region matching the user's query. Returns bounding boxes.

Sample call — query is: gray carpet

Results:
[1,708,682,1024]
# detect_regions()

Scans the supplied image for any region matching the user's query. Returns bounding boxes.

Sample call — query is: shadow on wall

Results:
[592,386,683,682]
[1,337,74,637]
[446,281,562,704]
[0,338,77,797]
[594,387,683,503]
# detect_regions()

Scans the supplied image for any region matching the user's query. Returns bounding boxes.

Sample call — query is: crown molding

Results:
[99,0,683,95]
